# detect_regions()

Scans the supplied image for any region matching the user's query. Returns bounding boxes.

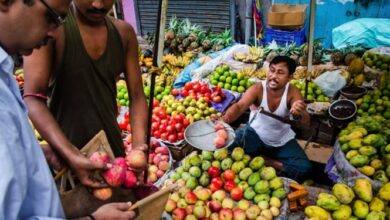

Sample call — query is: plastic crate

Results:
[265,26,306,45]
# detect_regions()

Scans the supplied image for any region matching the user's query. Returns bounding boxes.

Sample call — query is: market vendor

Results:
[221,56,312,181]
[23,0,148,187]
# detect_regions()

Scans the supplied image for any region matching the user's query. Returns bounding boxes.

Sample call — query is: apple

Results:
[179,187,191,198]
[155,146,169,155]
[165,199,177,212]
[222,169,236,181]
[246,205,260,220]
[89,151,110,166]
[93,187,112,201]
[210,212,219,220]
[224,180,236,192]
[185,205,194,215]
[207,166,220,178]
[184,192,197,205]
[212,190,227,202]
[172,208,186,220]
[260,210,273,220]
[233,208,247,220]
[148,165,158,173]
[194,188,211,201]
[177,198,188,208]
[184,215,197,220]
[236,199,251,211]
[158,160,170,171]
[257,201,269,210]
[270,206,280,217]
[193,205,206,219]
[222,198,235,209]
[269,197,281,208]
[230,187,243,201]
[211,177,224,188]
[170,192,180,202]
[156,169,165,178]
[208,200,222,212]
[219,208,233,220]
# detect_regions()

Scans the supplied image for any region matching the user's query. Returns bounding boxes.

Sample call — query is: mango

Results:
[370,159,384,170]
[349,139,363,149]
[378,182,390,201]
[351,127,368,136]
[332,205,352,220]
[358,165,375,176]
[348,217,358,220]
[363,134,380,146]
[354,178,373,202]
[341,143,350,152]
[350,154,369,167]
[304,206,331,220]
[359,146,377,156]
[346,131,364,141]
[369,197,385,211]
[339,136,349,145]
[384,144,390,153]
[386,165,390,177]
[366,211,386,220]
[373,170,389,184]
[346,150,359,160]
[316,193,341,211]
[352,200,369,219]
[332,183,355,204]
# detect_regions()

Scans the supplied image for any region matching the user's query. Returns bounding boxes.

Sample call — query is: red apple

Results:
[212,190,226,202]
[219,208,233,220]
[165,199,177,212]
[184,192,197,205]
[233,208,246,220]
[222,169,236,181]
[230,187,243,201]
[172,208,187,220]
[208,200,222,212]
[207,166,220,178]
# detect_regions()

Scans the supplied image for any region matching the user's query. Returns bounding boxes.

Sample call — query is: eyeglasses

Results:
[38,0,65,27]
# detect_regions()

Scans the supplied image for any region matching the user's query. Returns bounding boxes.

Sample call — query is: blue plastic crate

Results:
[265,26,306,46]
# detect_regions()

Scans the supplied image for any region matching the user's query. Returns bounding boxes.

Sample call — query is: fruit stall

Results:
[12,1,390,219]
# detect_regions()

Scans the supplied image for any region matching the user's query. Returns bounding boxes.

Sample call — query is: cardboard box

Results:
[268,4,307,29]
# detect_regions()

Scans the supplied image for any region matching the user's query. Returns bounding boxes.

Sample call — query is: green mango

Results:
[363,134,380,146]
[354,178,373,202]
[359,146,377,156]
[316,193,341,211]
[378,182,390,201]
[353,200,369,219]
[358,165,376,176]
[341,143,350,152]
[373,170,389,184]
[247,172,261,186]
[332,204,352,220]
[370,159,384,170]
[346,150,359,160]
[332,183,355,204]
[339,136,350,145]
[349,139,363,149]
[350,154,369,167]
[366,211,386,220]
[304,206,331,220]
[369,197,385,212]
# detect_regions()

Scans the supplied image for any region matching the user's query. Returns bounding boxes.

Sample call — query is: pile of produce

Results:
[14,68,24,89]
[116,80,129,107]
[305,179,390,220]
[290,80,330,102]
[146,140,171,184]
[209,65,255,93]
[232,47,264,64]
[171,81,226,103]
[363,51,390,74]
[347,58,366,86]
[138,48,153,74]
[161,52,195,78]
[118,111,131,132]
[163,147,287,220]
[330,46,365,66]
[338,115,390,183]
[164,17,232,55]
[356,87,390,117]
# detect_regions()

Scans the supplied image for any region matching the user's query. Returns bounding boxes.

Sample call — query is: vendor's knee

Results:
[284,159,312,181]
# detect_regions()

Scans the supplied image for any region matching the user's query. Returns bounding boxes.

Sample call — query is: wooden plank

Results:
[297,139,333,164]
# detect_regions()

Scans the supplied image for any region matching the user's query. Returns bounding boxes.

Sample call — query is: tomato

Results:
[166,125,174,133]
[212,96,222,103]
[182,118,190,127]
[200,85,209,94]
[124,111,130,120]
[153,99,160,107]
[181,89,189,97]
[174,123,183,132]
[151,122,159,131]
[173,115,182,124]
[152,107,160,115]
[211,177,224,188]
[177,132,184,140]
[119,121,127,130]
[160,132,168,140]
[230,187,243,201]
[193,84,201,92]
[203,96,210,103]
[159,124,166,132]
[184,82,193,90]
[153,130,161,138]
[158,109,167,119]
[168,133,177,143]
[208,166,220,178]
[152,115,161,123]
[160,119,168,127]
[224,180,236,192]
[208,182,220,192]
[222,169,236,181]
[171,88,179,96]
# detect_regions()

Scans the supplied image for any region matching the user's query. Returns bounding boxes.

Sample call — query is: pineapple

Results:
[165,16,178,40]
[344,53,357,66]
[331,51,344,65]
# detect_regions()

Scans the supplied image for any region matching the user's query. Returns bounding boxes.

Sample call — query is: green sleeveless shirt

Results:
[49,10,125,156]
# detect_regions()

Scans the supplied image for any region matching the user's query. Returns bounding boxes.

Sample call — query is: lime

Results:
[317,95,325,102]
[237,86,245,93]
[156,94,163,101]
[211,80,218,85]
[376,106,384,112]
[384,111,390,119]
[360,103,369,110]
[226,77,233,84]
[216,67,224,74]
[368,108,376,114]
[156,85,164,93]
[307,95,314,101]
[120,99,127,106]
[124,93,129,100]
[376,99,384,106]
[237,73,244,80]
[222,65,230,72]
[230,71,237,78]
[117,92,125,99]
[209,75,215,81]
[219,76,226,82]
[239,80,247,87]
[224,71,230,78]
[231,86,237,92]
[232,79,239,86]
[315,89,322,95]
[357,109,364,115]
[246,81,254,89]
[217,82,224,88]
[356,98,363,105]
[224,83,231,90]
[214,73,220,80]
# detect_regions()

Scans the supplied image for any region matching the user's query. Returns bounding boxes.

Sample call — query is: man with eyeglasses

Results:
[23,0,148,187]
[0,0,136,219]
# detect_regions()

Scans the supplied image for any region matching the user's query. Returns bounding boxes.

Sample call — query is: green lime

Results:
[226,77,233,84]
[237,86,245,93]
[360,103,369,110]
[368,108,376,114]
[222,65,230,72]
[214,73,220,80]
[217,82,224,88]
[124,93,129,100]
[224,83,231,90]
[117,92,125,99]
[376,99,384,106]
[219,76,226,82]
[156,94,163,101]
[232,79,239,86]
[357,109,364,115]
[230,71,237,78]
[211,80,218,85]
[237,73,244,80]
[224,71,230,78]
[239,80,247,87]
[315,89,322,95]
[120,99,127,106]
[231,86,237,92]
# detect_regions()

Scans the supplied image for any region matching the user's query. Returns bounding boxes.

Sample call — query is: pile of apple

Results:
[151,103,190,143]
[214,122,229,149]
[163,147,287,220]
[116,80,129,107]
[88,151,137,201]
[160,95,221,123]
[146,140,171,184]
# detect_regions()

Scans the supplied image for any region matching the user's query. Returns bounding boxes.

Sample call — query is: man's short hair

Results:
[269,56,297,75]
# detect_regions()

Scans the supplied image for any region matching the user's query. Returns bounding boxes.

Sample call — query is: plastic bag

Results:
[325,141,383,191]
[332,18,390,49]
[314,70,346,98]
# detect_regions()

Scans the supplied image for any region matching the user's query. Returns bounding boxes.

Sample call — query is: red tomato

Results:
[152,107,160,115]
[173,115,183,123]
[168,134,177,143]
[153,99,160,107]
[200,85,209,94]
[160,132,168,140]
[159,124,166,132]
[193,84,201,92]
[208,182,220,192]
[222,169,236,181]
[208,166,220,178]
[119,121,127,130]
[158,109,167,119]
[181,90,189,97]
[182,118,190,127]
[166,125,174,133]
[151,122,159,131]
[203,96,210,103]
[230,188,243,201]
[152,115,161,123]
[177,132,184,140]
[212,96,222,103]
[211,177,224,188]
[184,82,193,90]
[174,123,183,132]
[224,180,236,192]
[153,130,161,138]
[124,111,130,120]
[171,88,179,96]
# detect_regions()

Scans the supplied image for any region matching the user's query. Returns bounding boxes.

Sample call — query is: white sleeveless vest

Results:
[249,80,295,147]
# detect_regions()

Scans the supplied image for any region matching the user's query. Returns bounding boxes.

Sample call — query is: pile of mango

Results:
[356,87,390,118]
[305,179,390,220]
[338,115,390,183]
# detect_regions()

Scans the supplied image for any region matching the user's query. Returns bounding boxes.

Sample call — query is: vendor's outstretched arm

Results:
[221,83,260,124]
[123,24,148,149]
[23,43,107,188]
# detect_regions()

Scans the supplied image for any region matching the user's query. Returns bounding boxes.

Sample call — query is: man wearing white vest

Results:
[221,56,312,181]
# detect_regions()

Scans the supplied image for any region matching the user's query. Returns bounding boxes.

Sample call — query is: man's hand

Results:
[127,144,148,185]
[40,143,64,171]
[69,153,108,188]
[91,202,136,220]
[290,100,307,119]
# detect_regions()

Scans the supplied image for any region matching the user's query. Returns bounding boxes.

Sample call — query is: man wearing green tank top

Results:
[23,0,148,188]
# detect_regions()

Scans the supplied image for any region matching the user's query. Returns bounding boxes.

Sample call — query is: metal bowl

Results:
[184,120,235,151]
[340,86,367,100]
[328,99,357,127]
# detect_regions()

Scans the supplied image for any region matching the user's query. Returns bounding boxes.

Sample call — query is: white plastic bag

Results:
[314,70,346,98]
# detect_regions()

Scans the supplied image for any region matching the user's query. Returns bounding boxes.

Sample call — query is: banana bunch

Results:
[249,46,264,58]
[293,69,308,79]
[254,68,267,79]
[139,54,153,68]
[233,46,264,64]
[239,67,256,77]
